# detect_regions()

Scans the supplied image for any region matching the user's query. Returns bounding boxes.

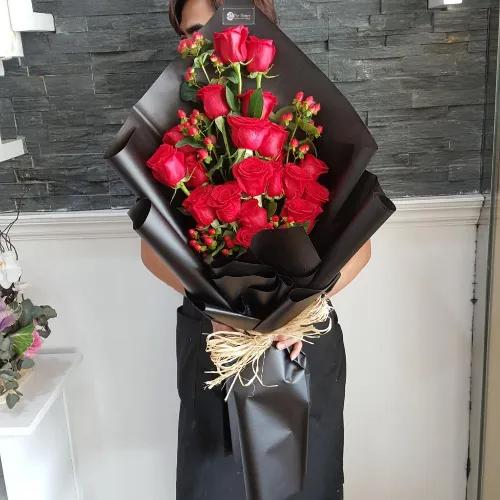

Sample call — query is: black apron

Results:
[176,298,345,500]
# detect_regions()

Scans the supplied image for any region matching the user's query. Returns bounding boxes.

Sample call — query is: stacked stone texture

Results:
[0,0,497,211]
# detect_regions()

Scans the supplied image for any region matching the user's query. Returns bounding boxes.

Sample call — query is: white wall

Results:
[3,195,482,500]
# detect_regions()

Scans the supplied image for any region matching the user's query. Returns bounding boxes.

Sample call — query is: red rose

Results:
[235,226,261,249]
[209,181,242,223]
[266,161,284,198]
[213,25,248,64]
[233,157,273,196]
[281,198,323,232]
[258,122,288,159]
[163,126,198,154]
[246,35,276,73]
[300,154,329,180]
[146,144,186,188]
[303,181,329,205]
[238,199,268,228]
[283,163,313,198]
[227,115,270,151]
[185,154,208,189]
[240,90,277,119]
[183,185,216,227]
[197,84,230,119]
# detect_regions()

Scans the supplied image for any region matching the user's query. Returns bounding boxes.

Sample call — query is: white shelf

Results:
[0,352,82,437]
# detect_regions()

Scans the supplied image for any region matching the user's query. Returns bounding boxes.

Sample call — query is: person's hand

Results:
[275,335,303,361]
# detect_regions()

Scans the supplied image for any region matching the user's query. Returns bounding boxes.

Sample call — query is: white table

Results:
[0,352,82,500]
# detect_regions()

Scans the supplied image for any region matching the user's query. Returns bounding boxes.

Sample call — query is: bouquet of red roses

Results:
[106,7,395,500]
[146,26,329,267]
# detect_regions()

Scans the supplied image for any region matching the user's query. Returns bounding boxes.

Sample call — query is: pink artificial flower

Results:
[24,330,43,359]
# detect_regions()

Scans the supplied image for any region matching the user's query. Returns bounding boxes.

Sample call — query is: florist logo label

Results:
[222,7,255,25]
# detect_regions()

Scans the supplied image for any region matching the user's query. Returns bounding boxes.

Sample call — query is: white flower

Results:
[0,251,22,289]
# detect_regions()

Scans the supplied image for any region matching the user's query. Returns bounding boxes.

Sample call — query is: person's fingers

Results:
[290,340,303,361]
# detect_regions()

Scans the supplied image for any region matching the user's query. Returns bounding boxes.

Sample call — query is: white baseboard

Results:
[0,194,485,241]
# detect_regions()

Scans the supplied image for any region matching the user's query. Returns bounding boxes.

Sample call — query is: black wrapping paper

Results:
[106,1,396,499]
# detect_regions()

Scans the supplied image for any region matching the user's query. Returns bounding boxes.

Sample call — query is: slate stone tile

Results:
[316,0,380,16]
[0,111,16,129]
[44,74,94,96]
[87,30,131,53]
[15,112,44,128]
[11,97,51,112]
[0,98,13,114]
[2,58,28,76]
[363,12,432,35]
[433,9,488,32]
[0,76,46,98]
[20,33,51,55]
[31,154,104,170]
[0,128,18,141]
[86,12,171,31]
[381,0,427,13]
[55,16,88,33]
[48,180,109,196]
[0,183,48,198]
[368,107,448,126]
[54,0,167,17]
[47,32,90,53]
[280,18,329,43]
[110,179,131,196]
[94,72,160,96]
[0,166,17,183]
[328,14,370,35]
[111,194,136,209]
[369,152,411,169]
[129,27,179,51]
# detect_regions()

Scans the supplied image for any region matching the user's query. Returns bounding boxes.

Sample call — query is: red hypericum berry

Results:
[271,215,279,223]
[193,32,203,42]
[189,239,197,248]
[287,217,295,224]
[267,222,274,228]
[198,149,209,160]
[177,39,188,54]
[290,138,299,149]
[280,112,294,125]
[184,67,195,82]
[188,229,198,239]
[177,109,187,120]
[316,125,324,135]
[203,135,214,146]
[208,228,216,236]
[304,96,315,108]
[189,116,198,125]
[192,109,200,117]
[225,239,235,249]
[311,103,321,114]
[187,125,198,136]
[299,144,310,154]
[203,236,214,246]
[221,248,230,256]
[294,91,304,102]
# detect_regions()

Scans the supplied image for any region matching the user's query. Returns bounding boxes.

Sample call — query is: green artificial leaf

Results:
[0,369,15,378]
[1,337,10,352]
[180,81,198,103]
[248,88,264,119]
[4,380,18,391]
[33,305,57,324]
[17,299,35,328]
[39,326,51,339]
[175,137,203,149]
[6,392,20,409]
[11,323,34,356]
[225,85,239,113]
[21,358,34,369]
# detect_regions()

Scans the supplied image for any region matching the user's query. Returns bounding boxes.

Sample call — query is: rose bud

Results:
[300,154,329,180]
[281,198,323,233]
[283,163,313,198]
[290,138,299,149]
[234,226,260,249]
[146,144,187,189]
[209,181,242,223]
[197,84,230,120]
[238,199,268,228]
[213,25,249,64]
[239,90,277,120]
[185,154,208,189]
[266,161,284,198]
[233,157,273,196]
[258,122,289,159]
[182,184,216,227]
[280,112,294,126]
[246,35,276,73]
[227,115,270,151]
[294,91,304,103]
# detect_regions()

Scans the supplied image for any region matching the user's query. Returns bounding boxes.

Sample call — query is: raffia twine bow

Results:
[205,295,334,399]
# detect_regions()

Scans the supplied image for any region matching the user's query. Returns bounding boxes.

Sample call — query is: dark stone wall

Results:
[0,0,497,212]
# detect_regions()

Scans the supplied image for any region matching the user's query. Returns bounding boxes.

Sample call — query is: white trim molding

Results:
[0,194,485,241]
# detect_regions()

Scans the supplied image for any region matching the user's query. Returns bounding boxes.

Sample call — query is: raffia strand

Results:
[204,295,334,398]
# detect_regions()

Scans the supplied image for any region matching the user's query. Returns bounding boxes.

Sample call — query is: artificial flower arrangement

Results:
[0,218,57,409]
[146,26,330,262]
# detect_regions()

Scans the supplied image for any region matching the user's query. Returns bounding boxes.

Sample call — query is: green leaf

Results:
[214,116,226,135]
[175,137,203,149]
[207,156,224,180]
[17,299,34,328]
[297,118,318,136]
[225,70,239,84]
[11,323,34,356]
[225,85,239,113]
[193,51,209,69]
[1,337,10,352]
[4,380,18,391]
[248,88,264,119]
[273,105,295,123]
[265,199,278,218]
[180,81,198,103]
[6,392,20,409]
[21,358,34,369]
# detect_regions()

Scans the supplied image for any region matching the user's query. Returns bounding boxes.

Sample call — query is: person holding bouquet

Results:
[136,1,373,499]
